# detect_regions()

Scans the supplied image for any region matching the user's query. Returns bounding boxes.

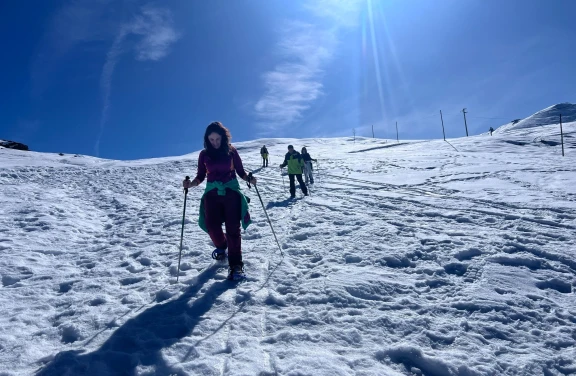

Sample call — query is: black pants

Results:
[289,174,308,197]
[262,157,268,167]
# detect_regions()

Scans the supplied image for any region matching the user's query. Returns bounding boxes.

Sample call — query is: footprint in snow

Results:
[535,279,572,294]
[59,281,75,293]
[454,248,482,261]
[120,277,146,285]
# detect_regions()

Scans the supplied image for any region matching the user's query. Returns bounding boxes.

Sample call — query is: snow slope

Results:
[495,103,576,134]
[1,123,575,375]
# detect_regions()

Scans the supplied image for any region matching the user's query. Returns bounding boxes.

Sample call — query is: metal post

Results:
[462,108,469,137]
[560,114,565,157]
[440,110,446,141]
[396,121,399,143]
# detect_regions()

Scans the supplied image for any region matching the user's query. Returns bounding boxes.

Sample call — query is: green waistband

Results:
[204,178,241,196]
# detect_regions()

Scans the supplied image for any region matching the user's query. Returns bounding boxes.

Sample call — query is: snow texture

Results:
[495,102,576,134]
[1,109,576,375]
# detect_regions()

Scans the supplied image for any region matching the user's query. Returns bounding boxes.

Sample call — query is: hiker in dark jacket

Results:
[260,145,269,167]
[279,145,308,198]
[301,147,317,185]
[489,127,494,136]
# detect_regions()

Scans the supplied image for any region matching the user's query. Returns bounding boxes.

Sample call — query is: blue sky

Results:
[1,0,575,160]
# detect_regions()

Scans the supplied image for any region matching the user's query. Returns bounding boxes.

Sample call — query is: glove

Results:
[183,178,193,189]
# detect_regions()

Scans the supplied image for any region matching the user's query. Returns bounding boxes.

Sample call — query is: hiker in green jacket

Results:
[279,145,308,198]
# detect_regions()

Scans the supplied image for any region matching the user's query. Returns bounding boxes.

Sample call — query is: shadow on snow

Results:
[36,264,234,376]
[265,197,303,210]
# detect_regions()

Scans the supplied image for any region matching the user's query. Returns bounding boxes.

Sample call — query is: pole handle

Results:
[247,172,253,189]
[184,176,190,194]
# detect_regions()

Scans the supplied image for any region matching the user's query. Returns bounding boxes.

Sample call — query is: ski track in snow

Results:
[1,123,576,375]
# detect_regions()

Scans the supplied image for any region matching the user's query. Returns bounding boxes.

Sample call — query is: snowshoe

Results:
[211,248,227,261]
[227,265,246,281]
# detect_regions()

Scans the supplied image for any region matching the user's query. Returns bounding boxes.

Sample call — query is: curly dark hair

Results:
[204,121,232,158]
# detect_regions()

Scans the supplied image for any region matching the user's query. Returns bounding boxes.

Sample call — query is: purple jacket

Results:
[194,146,248,184]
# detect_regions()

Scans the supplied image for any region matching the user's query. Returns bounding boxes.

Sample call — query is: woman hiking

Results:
[300,147,317,185]
[182,122,256,281]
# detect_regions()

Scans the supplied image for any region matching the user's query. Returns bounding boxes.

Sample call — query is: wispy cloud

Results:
[32,1,179,156]
[96,6,179,156]
[254,0,362,131]
[304,0,362,28]
[131,7,180,62]
[254,22,335,129]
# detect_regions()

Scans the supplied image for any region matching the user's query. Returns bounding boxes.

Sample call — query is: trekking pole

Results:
[176,176,190,282]
[280,167,286,191]
[247,173,284,257]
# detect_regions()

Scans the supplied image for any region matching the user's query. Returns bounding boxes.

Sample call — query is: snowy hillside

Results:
[495,103,576,134]
[1,124,576,375]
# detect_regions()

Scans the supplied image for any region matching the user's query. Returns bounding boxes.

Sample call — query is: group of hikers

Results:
[180,120,504,281]
[182,122,318,281]
[261,144,317,197]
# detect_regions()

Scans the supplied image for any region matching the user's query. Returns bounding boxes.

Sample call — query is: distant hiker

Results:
[301,147,317,185]
[260,145,269,167]
[279,145,308,198]
[182,121,256,281]
[489,127,494,136]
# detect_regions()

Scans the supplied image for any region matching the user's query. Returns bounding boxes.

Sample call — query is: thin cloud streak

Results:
[97,30,127,157]
[95,6,179,156]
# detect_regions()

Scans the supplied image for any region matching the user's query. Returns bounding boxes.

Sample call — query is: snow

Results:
[495,102,576,134]
[1,121,576,375]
